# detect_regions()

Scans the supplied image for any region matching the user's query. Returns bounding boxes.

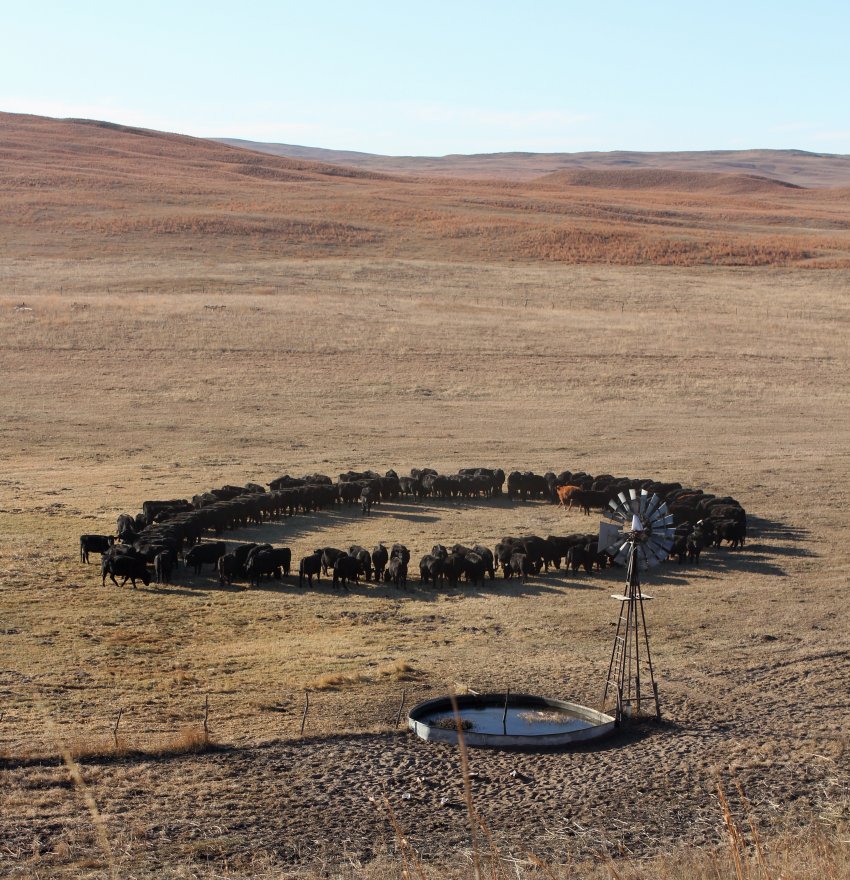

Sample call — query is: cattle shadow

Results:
[746,516,816,557]
[569,565,694,588]
[442,578,563,600]
[223,514,349,548]
[372,510,441,524]
[694,550,788,578]
[135,584,201,597]
[748,515,810,543]
[219,505,437,547]
[740,542,816,559]
[150,574,251,594]
[276,571,566,601]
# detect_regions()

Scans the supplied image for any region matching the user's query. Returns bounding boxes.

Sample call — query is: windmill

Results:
[599,489,675,723]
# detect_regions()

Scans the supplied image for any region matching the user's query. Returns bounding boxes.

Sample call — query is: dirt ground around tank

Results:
[0,259,848,876]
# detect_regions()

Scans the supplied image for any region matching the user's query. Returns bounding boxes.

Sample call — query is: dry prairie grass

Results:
[215,139,850,188]
[1,259,847,875]
[64,725,213,762]
[0,112,848,877]
[308,661,418,691]
[2,112,850,267]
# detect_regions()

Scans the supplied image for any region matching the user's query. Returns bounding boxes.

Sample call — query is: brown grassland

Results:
[0,113,849,878]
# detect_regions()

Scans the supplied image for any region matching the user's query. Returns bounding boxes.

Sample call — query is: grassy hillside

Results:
[2,112,849,267]
[215,138,850,187]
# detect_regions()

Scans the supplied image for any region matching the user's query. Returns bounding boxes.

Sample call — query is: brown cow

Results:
[556,485,583,507]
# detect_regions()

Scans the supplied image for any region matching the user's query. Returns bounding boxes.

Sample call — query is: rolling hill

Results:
[215,139,850,188]
[2,111,849,267]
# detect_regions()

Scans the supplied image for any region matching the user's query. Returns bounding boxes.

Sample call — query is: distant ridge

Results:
[214,139,850,188]
[536,168,802,194]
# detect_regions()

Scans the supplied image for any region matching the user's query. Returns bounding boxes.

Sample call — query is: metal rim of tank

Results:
[408,693,616,750]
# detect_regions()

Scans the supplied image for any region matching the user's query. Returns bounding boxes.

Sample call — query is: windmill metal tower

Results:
[599,489,675,723]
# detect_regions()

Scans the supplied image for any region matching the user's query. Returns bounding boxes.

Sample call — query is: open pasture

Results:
[1,255,849,875]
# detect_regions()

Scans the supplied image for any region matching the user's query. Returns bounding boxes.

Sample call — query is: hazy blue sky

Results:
[3,1,848,155]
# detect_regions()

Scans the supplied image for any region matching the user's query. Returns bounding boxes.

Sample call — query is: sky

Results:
[2,1,849,155]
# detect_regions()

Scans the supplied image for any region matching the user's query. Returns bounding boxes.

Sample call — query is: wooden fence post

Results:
[300,690,310,736]
[394,689,407,728]
[112,708,123,748]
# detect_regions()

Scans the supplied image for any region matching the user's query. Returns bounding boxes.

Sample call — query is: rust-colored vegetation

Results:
[2,111,849,267]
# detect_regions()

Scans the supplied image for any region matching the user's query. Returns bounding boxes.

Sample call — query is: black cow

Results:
[546,535,586,560]
[713,519,747,549]
[361,487,373,515]
[385,556,408,589]
[319,547,346,576]
[349,546,372,581]
[442,552,466,587]
[508,552,532,582]
[299,551,322,587]
[79,534,114,564]
[142,499,193,525]
[670,531,689,564]
[425,553,445,586]
[506,471,548,501]
[566,545,592,573]
[185,542,226,575]
[518,535,560,572]
[419,554,436,585]
[102,555,151,589]
[398,476,422,499]
[494,541,516,578]
[116,514,137,540]
[102,543,140,562]
[153,550,176,584]
[217,553,241,585]
[390,543,410,566]
[132,541,175,564]
[269,547,292,577]
[233,543,259,569]
[687,530,705,564]
[462,552,487,586]
[245,549,282,587]
[247,545,290,578]
[587,541,610,571]
[472,544,495,579]
[371,544,389,582]
[332,555,361,589]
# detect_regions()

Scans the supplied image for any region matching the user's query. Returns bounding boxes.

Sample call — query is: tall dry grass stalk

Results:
[56,745,117,880]
[449,690,483,880]
[42,701,118,880]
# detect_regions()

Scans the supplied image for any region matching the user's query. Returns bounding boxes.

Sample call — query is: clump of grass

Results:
[377,659,417,681]
[56,725,215,761]
[308,670,370,691]
[307,660,417,691]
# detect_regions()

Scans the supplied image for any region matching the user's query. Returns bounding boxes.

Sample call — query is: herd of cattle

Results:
[78,466,748,590]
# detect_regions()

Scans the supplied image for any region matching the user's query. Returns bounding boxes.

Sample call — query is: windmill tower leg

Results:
[602,538,661,722]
